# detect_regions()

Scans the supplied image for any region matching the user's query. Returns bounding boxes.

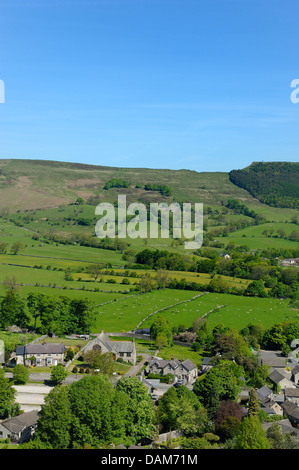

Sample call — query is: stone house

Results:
[15,341,65,367]
[284,388,299,406]
[0,410,38,444]
[267,369,295,392]
[84,330,137,365]
[291,365,299,385]
[147,357,198,383]
[281,401,299,427]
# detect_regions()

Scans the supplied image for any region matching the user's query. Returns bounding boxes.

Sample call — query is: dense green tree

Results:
[68,375,115,447]
[13,364,30,384]
[193,360,242,407]
[235,415,270,449]
[150,316,173,346]
[247,388,260,417]
[0,369,19,419]
[0,290,29,328]
[50,364,68,385]
[115,376,155,443]
[34,385,72,449]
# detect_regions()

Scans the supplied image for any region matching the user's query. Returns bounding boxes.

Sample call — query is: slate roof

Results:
[1,410,39,433]
[256,385,272,400]
[16,343,65,355]
[149,357,196,372]
[268,369,287,384]
[95,331,134,354]
[285,388,299,398]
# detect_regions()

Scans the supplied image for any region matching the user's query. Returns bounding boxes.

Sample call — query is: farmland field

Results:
[139,292,297,331]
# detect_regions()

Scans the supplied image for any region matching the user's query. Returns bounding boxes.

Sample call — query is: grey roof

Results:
[24,342,65,354]
[182,359,196,371]
[202,357,212,365]
[112,341,134,353]
[285,388,299,398]
[1,410,39,433]
[281,401,299,419]
[94,332,134,354]
[149,357,196,372]
[268,369,286,384]
[259,357,286,368]
[257,385,272,400]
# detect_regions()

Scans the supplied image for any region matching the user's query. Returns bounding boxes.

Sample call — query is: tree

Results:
[13,364,30,384]
[86,263,105,282]
[214,400,243,432]
[247,388,260,417]
[266,422,299,449]
[235,415,270,449]
[245,280,268,297]
[0,369,19,419]
[50,364,67,385]
[94,352,115,375]
[33,385,72,449]
[193,360,242,407]
[150,316,172,347]
[10,241,25,255]
[0,290,29,328]
[68,375,115,447]
[115,377,155,444]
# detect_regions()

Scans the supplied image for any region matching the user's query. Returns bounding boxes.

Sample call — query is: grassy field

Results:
[0,159,298,340]
[139,292,297,331]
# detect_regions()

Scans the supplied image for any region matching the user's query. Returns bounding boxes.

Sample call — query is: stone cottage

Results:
[147,356,198,383]
[15,341,65,367]
[0,410,38,444]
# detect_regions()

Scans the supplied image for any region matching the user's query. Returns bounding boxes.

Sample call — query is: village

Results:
[1,327,299,447]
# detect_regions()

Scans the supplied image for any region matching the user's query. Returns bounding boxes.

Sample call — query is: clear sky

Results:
[0,0,298,172]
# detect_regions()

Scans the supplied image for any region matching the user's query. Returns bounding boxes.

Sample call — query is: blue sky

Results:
[0,0,298,172]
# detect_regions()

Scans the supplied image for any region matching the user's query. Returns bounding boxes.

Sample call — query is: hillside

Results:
[0,158,298,340]
[229,161,299,209]
[0,158,298,218]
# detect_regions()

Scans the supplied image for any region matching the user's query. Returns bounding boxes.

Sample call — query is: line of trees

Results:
[0,290,95,336]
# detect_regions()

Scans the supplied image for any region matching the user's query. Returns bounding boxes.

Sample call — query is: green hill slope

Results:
[229,161,299,209]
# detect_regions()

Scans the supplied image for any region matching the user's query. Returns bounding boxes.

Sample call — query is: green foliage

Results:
[13,364,30,384]
[229,162,299,209]
[150,315,173,347]
[235,415,270,449]
[50,364,68,384]
[193,360,242,409]
[104,178,130,190]
[0,290,29,329]
[0,369,19,419]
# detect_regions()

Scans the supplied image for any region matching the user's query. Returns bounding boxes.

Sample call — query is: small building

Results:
[281,401,299,427]
[284,388,299,406]
[15,341,65,367]
[201,357,213,374]
[256,384,273,402]
[84,330,137,365]
[0,410,39,444]
[267,369,295,392]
